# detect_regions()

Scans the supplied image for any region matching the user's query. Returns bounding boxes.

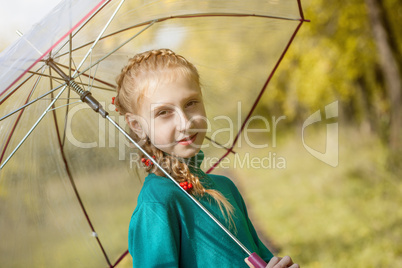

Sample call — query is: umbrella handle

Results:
[248,252,267,268]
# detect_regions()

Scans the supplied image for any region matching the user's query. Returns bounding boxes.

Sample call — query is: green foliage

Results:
[260,0,401,138]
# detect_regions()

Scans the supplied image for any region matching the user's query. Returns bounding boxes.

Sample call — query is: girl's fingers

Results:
[279,256,293,266]
[244,257,255,268]
[246,255,299,268]
[268,256,299,268]
[267,256,281,267]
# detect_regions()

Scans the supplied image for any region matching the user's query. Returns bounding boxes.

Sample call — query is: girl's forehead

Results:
[144,70,200,96]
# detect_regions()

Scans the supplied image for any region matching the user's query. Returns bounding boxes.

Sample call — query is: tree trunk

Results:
[365,0,402,156]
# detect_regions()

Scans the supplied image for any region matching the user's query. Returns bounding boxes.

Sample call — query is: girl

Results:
[115,49,299,268]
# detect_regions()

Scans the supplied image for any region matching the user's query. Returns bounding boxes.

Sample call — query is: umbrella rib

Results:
[160,12,303,22]
[53,62,116,89]
[205,136,237,154]
[0,65,45,105]
[112,250,129,267]
[41,97,80,100]
[35,62,114,90]
[72,21,156,81]
[297,0,307,21]
[63,34,73,148]
[52,0,112,57]
[0,84,65,122]
[0,66,49,121]
[9,1,126,262]
[23,65,47,100]
[46,67,77,148]
[207,20,307,174]
[73,81,114,92]
[27,71,65,82]
[49,87,112,267]
[69,33,72,80]
[70,0,126,78]
[54,12,302,60]
[0,1,110,100]
[57,57,85,147]
[36,58,116,267]
[0,84,68,169]
[71,58,88,91]
[0,66,49,165]
[47,101,81,112]
[231,20,305,147]
[206,149,233,174]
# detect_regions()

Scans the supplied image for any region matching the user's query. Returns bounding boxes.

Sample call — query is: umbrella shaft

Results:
[46,60,108,118]
[47,59,69,81]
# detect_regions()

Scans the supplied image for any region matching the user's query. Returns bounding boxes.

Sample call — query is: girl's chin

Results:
[180,149,200,159]
[159,148,200,159]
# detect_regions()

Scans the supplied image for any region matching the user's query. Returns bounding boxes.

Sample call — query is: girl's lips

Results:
[178,133,197,145]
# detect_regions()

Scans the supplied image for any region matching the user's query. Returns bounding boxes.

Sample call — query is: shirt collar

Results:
[186,150,204,170]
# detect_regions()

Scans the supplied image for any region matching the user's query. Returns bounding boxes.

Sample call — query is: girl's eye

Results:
[186,100,198,108]
[156,110,170,117]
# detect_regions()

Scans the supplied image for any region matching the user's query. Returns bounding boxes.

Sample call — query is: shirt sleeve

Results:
[128,202,180,267]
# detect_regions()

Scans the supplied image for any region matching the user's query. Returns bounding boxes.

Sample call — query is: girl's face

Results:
[127,74,207,158]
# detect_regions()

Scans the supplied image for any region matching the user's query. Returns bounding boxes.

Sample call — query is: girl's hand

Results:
[245,255,300,268]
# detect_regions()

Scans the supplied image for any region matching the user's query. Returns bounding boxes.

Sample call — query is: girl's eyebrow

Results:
[149,91,202,113]
[150,103,173,113]
[182,92,202,102]
[151,93,201,109]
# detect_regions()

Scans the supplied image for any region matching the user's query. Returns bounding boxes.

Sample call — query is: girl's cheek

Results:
[196,118,208,130]
[151,121,174,135]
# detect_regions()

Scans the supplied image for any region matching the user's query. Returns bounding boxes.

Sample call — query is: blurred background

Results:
[0,0,401,267]
[0,0,58,49]
[232,0,402,267]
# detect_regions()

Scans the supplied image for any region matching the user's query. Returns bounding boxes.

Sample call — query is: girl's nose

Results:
[176,110,193,132]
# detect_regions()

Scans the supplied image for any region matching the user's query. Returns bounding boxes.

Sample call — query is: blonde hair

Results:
[115,49,234,229]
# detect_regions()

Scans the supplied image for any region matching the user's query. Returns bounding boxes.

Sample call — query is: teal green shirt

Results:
[128,153,273,267]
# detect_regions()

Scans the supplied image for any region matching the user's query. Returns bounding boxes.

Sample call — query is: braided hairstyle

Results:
[115,49,234,229]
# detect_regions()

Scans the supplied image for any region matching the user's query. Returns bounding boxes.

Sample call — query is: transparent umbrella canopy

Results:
[0,0,308,267]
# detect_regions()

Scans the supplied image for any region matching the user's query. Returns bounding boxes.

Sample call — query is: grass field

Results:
[222,126,402,267]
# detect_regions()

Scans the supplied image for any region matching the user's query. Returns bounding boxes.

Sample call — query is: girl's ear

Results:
[125,113,147,139]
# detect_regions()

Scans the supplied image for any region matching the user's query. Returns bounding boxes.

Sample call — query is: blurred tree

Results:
[365,0,402,162]
[256,0,401,170]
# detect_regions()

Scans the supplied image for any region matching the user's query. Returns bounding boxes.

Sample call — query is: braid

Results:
[115,49,235,230]
[143,141,235,231]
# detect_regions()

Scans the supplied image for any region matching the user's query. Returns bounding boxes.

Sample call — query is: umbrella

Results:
[0,0,308,267]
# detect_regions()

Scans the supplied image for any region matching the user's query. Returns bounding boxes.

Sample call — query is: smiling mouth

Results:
[178,133,198,145]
